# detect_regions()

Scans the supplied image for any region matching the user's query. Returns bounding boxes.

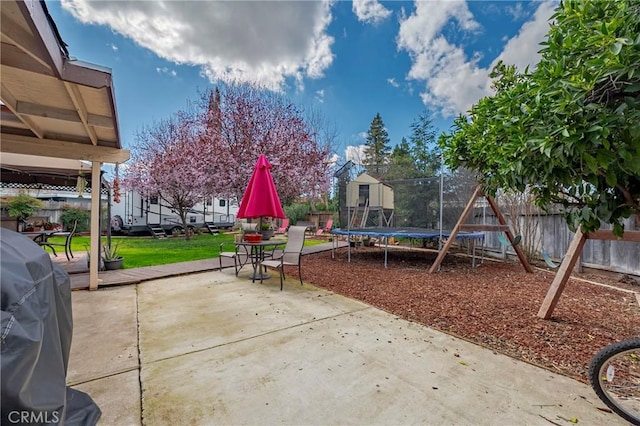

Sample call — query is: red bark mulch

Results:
[299,245,640,383]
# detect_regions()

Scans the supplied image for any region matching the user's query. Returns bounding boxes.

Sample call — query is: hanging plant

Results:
[112,164,121,204]
[76,171,87,198]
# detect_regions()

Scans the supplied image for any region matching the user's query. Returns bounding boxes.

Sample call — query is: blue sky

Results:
[47,0,557,167]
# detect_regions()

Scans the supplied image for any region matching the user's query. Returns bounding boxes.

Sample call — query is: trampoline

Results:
[331,227,485,268]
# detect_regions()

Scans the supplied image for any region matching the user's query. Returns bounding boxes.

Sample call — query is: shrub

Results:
[4,193,44,221]
[60,206,90,232]
[283,202,310,226]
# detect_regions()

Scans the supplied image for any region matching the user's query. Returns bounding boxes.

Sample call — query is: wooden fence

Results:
[482,213,639,276]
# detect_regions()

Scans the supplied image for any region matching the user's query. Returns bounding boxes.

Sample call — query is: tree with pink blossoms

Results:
[121,113,210,240]
[199,84,333,205]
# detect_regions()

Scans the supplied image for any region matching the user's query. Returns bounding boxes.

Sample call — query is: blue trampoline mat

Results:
[331,227,484,240]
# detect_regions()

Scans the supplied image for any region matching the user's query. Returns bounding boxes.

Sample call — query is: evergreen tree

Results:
[363,112,391,178]
[388,111,442,229]
[387,138,414,227]
[387,138,416,180]
[409,110,440,177]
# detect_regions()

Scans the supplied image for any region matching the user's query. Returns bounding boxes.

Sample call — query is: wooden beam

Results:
[460,224,510,232]
[0,43,54,76]
[15,100,114,129]
[64,82,98,145]
[16,100,80,122]
[0,13,52,71]
[1,133,130,163]
[0,83,45,138]
[429,185,482,273]
[586,230,640,242]
[538,229,588,319]
[87,113,115,129]
[15,0,66,76]
[486,194,533,273]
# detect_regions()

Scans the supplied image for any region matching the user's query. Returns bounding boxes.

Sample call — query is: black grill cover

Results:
[1,229,100,425]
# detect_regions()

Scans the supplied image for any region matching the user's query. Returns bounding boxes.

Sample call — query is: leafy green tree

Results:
[363,112,391,178]
[439,0,640,236]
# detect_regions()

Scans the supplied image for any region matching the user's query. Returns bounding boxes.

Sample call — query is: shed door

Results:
[358,185,369,207]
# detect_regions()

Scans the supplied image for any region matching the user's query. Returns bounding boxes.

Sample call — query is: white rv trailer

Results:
[111,190,238,235]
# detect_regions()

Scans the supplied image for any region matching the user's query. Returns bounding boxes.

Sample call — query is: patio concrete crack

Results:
[66,366,140,387]
[135,284,144,426]
[145,306,372,366]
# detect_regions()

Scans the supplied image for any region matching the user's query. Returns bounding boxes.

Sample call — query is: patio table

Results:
[235,238,287,281]
[21,230,69,244]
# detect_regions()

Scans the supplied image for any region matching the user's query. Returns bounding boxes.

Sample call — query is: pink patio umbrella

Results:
[237,154,285,224]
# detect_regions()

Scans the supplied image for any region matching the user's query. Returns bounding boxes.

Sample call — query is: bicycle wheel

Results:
[588,338,640,425]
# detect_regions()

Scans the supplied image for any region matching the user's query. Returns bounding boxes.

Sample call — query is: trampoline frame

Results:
[330,227,484,268]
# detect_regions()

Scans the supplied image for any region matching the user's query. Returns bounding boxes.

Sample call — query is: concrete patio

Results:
[67,268,625,425]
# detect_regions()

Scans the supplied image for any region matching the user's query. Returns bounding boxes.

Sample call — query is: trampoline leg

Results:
[472,239,476,268]
[384,236,388,268]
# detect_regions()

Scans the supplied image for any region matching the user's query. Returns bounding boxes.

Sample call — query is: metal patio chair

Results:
[259,225,306,290]
[41,220,77,261]
[219,241,249,276]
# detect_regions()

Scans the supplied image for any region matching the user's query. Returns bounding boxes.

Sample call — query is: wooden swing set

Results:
[428,185,533,274]
[428,185,640,319]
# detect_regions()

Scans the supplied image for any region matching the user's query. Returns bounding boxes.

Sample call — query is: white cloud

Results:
[61,0,334,92]
[156,67,177,77]
[108,43,118,51]
[397,1,555,117]
[329,153,340,167]
[494,2,557,73]
[505,3,528,21]
[345,145,367,165]
[352,0,392,25]
[387,77,399,88]
[315,89,325,103]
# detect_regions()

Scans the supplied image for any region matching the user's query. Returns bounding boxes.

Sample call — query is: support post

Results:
[89,161,102,290]
[537,229,640,319]
[537,229,587,319]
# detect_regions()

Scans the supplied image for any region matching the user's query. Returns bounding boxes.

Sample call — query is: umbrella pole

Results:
[258,217,263,274]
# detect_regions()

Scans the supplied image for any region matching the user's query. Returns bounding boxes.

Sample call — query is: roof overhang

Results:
[0,153,102,189]
[0,0,130,164]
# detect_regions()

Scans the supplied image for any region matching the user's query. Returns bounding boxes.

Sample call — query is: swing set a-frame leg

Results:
[537,228,587,319]
[428,186,482,273]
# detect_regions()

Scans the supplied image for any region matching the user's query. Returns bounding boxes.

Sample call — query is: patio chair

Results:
[260,225,306,290]
[219,242,248,276]
[41,220,77,261]
[315,218,333,237]
[277,218,289,233]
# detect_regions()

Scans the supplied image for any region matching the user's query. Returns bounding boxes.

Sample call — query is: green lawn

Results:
[46,232,326,269]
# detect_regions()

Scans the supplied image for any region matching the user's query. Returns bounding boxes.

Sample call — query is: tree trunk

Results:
[180,212,191,241]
